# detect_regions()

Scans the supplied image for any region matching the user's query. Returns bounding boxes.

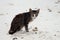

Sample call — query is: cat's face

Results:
[29,8,40,20]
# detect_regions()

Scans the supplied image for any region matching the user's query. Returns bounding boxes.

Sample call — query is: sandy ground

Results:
[0,0,60,40]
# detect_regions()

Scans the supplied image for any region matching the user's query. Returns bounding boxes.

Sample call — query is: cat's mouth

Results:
[32,17,36,19]
[32,16,36,20]
[32,14,36,19]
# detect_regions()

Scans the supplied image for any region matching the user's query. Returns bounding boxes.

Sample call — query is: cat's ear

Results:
[29,8,32,12]
[37,9,40,13]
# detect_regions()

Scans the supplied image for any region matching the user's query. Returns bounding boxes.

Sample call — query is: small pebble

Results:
[13,37,17,40]
[58,11,60,13]
[35,27,37,29]
[48,9,52,12]
[54,34,56,36]
[32,27,38,31]
[55,0,60,4]
[21,37,24,39]
[35,32,37,34]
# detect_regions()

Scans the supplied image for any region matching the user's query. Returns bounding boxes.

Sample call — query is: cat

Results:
[9,8,40,34]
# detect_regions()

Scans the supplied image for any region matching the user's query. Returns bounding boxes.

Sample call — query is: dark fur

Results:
[9,9,40,34]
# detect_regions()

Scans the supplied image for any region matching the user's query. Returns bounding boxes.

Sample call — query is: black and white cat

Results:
[9,8,40,34]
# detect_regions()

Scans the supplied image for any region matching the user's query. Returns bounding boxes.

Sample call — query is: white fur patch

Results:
[32,14,36,20]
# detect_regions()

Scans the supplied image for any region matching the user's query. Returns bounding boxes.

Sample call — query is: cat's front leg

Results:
[25,24,29,32]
